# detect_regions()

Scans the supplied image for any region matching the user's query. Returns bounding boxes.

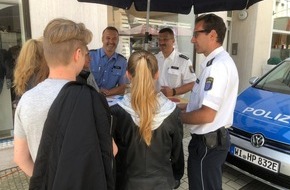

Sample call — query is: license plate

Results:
[230,145,280,173]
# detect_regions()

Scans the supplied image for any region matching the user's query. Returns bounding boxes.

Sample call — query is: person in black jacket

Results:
[110,50,184,190]
[30,82,114,190]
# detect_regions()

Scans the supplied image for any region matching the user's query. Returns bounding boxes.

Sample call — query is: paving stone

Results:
[0,167,29,190]
[0,130,268,190]
[223,170,240,181]
[222,175,231,183]
[222,183,237,190]
[179,180,189,189]
[235,178,252,187]
[226,180,244,190]
[238,173,254,184]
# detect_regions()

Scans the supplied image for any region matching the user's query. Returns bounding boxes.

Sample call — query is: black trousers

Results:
[187,128,230,190]
[172,142,184,180]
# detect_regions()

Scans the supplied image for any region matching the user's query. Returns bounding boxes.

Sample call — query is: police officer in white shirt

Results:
[156,28,196,188]
[155,28,196,98]
[178,14,239,190]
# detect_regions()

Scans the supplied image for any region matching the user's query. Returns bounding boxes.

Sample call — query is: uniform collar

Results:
[160,48,176,61]
[100,48,117,59]
[201,46,224,68]
[168,49,176,61]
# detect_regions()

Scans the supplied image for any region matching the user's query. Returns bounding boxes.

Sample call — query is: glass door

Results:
[0,0,29,139]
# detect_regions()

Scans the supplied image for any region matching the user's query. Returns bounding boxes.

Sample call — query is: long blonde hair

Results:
[13,38,49,96]
[127,50,159,146]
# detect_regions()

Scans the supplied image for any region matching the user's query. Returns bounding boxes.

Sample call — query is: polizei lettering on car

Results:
[242,107,290,124]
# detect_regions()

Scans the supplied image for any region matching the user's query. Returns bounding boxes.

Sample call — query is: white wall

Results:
[253,1,273,77]
[231,0,273,92]
[176,9,195,62]
[29,0,108,49]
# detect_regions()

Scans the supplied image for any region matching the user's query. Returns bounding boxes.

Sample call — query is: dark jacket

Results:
[110,94,183,190]
[29,82,114,190]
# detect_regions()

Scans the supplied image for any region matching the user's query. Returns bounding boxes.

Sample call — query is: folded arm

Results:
[100,84,126,96]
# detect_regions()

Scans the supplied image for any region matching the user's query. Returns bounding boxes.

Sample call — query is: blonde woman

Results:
[13,38,49,98]
[110,50,183,190]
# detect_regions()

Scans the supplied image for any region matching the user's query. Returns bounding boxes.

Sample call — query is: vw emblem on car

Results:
[250,133,265,148]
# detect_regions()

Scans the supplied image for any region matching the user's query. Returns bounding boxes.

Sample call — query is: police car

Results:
[226,58,290,190]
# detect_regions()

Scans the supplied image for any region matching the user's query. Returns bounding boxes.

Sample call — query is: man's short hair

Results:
[43,18,92,66]
[159,28,174,36]
[195,14,226,45]
[102,26,119,35]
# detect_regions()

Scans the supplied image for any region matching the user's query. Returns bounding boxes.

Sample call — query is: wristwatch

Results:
[172,88,176,96]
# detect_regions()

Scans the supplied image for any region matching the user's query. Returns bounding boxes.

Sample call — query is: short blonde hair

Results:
[43,18,93,66]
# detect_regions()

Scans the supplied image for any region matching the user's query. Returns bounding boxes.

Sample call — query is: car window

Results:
[254,60,290,95]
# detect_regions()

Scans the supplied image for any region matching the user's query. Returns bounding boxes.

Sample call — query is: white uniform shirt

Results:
[186,47,239,135]
[156,49,196,97]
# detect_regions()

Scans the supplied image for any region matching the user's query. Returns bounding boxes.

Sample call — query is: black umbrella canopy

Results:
[192,0,263,14]
[77,0,263,14]
[78,0,263,50]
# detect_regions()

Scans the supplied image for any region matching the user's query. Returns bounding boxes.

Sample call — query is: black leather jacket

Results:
[111,104,183,190]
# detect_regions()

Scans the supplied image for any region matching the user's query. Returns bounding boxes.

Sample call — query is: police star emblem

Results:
[204,77,214,91]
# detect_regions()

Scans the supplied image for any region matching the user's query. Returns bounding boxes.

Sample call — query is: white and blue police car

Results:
[226,58,290,190]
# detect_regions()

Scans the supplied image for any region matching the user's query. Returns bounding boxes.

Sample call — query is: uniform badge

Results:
[189,66,194,73]
[204,77,214,91]
[171,66,179,70]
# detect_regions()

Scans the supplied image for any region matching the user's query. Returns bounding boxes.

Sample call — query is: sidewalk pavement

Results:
[0,130,271,190]
[176,136,254,190]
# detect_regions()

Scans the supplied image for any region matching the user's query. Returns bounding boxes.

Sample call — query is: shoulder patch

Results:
[204,77,214,91]
[118,53,127,60]
[179,54,189,60]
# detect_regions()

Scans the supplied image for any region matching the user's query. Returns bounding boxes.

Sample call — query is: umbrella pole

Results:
[144,0,150,51]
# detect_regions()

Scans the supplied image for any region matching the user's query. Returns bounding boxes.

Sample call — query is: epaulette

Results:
[179,54,189,60]
[89,49,98,52]
[206,58,215,67]
[118,53,127,60]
